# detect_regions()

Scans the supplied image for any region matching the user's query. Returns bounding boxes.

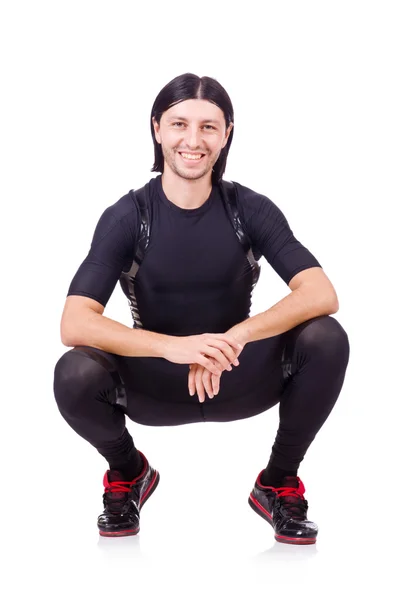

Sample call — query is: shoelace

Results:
[274,485,308,519]
[105,481,133,494]
[104,480,134,513]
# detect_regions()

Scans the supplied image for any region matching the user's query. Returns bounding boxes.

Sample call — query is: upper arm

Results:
[242,190,322,286]
[61,199,138,342]
[65,199,139,308]
[288,266,339,310]
[61,295,105,343]
[63,294,105,317]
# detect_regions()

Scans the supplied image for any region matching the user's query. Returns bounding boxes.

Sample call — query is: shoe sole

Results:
[248,493,317,545]
[99,469,160,538]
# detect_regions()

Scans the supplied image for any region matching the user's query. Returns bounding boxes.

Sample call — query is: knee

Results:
[53,348,104,416]
[296,315,350,366]
[53,349,83,415]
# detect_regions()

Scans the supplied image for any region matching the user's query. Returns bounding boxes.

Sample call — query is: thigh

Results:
[116,333,288,424]
[72,333,288,427]
[200,332,288,422]
[116,354,204,426]
[73,347,204,427]
[70,345,128,409]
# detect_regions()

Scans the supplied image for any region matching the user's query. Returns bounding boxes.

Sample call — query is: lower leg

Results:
[97,428,143,479]
[53,348,143,479]
[261,315,350,486]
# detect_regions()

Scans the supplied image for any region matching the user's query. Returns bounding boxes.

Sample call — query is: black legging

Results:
[53,315,350,471]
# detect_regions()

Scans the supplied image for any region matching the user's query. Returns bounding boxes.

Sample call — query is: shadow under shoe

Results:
[248,472,318,545]
[97,450,160,537]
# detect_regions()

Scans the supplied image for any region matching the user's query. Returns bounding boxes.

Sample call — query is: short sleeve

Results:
[66,197,139,307]
[237,185,322,285]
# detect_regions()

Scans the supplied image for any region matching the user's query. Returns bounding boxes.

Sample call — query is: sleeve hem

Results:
[286,263,322,285]
[66,291,107,306]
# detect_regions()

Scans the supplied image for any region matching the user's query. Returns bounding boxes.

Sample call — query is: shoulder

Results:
[95,175,163,239]
[91,184,149,247]
[102,176,158,224]
[229,180,268,200]
[224,179,281,221]
[105,189,141,222]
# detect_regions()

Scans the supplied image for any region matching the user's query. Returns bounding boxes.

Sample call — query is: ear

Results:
[222,122,234,149]
[152,117,161,144]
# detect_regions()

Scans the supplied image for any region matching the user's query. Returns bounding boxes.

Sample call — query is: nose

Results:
[185,127,202,150]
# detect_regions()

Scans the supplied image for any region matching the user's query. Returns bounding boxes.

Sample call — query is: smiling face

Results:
[152,99,233,181]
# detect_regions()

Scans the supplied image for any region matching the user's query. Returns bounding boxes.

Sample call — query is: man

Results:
[54,73,350,545]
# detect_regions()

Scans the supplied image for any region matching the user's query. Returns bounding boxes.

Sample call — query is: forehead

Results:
[164,99,224,125]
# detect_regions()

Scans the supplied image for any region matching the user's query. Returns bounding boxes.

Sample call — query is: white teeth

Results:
[180,152,203,160]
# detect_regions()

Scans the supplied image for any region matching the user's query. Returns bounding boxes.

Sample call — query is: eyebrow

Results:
[166,116,221,126]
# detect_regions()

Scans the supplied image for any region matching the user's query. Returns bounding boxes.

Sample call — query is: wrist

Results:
[153,332,174,358]
[227,325,250,347]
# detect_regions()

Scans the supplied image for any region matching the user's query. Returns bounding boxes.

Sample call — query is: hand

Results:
[163,333,243,376]
[188,341,245,402]
[188,360,229,403]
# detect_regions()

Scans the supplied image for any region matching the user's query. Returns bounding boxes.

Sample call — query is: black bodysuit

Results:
[55,174,350,469]
[67,174,321,335]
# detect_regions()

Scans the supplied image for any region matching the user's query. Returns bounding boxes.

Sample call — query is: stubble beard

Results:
[163,146,217,181]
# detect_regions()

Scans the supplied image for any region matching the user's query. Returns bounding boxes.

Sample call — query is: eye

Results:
[172,122,215,130]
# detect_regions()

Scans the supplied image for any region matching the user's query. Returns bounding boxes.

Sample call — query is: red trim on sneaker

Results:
[129,451,148,484]
[249,493,273,521]
[255,472,275,490]
[99,527,139,537]
[275,533,316,544]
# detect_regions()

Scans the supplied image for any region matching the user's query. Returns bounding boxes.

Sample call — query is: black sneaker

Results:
[248,472,318,545]
[97,450,160,537]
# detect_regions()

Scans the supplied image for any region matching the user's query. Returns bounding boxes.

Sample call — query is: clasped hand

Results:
[188,337,245,403]
[163,332,246,404]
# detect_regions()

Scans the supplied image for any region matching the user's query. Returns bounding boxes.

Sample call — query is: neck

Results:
[161,167,213,210]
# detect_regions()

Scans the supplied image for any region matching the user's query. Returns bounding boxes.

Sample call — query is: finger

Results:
[207,358,224,373]
[202,359,220,397]
[188,373,195,396]
[211,373,221,395]
[202,369,214,399]
[204,339,241,367]
[195,367,206,403]
[188,365,197,396]
[204,346,236,371]
[206,333,244,353]
[204,337,240,359]
[197,354,223,376]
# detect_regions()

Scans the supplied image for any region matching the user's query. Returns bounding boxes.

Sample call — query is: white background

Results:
[1,1,396,598]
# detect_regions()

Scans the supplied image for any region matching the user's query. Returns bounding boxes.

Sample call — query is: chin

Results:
[172,164,209,179]
[185,169,210,180]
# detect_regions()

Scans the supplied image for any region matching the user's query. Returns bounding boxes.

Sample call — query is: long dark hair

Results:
[150,73,234,185]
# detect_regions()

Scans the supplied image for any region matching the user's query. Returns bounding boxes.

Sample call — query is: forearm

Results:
[227,287,338,345]
[61,311,169,358]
